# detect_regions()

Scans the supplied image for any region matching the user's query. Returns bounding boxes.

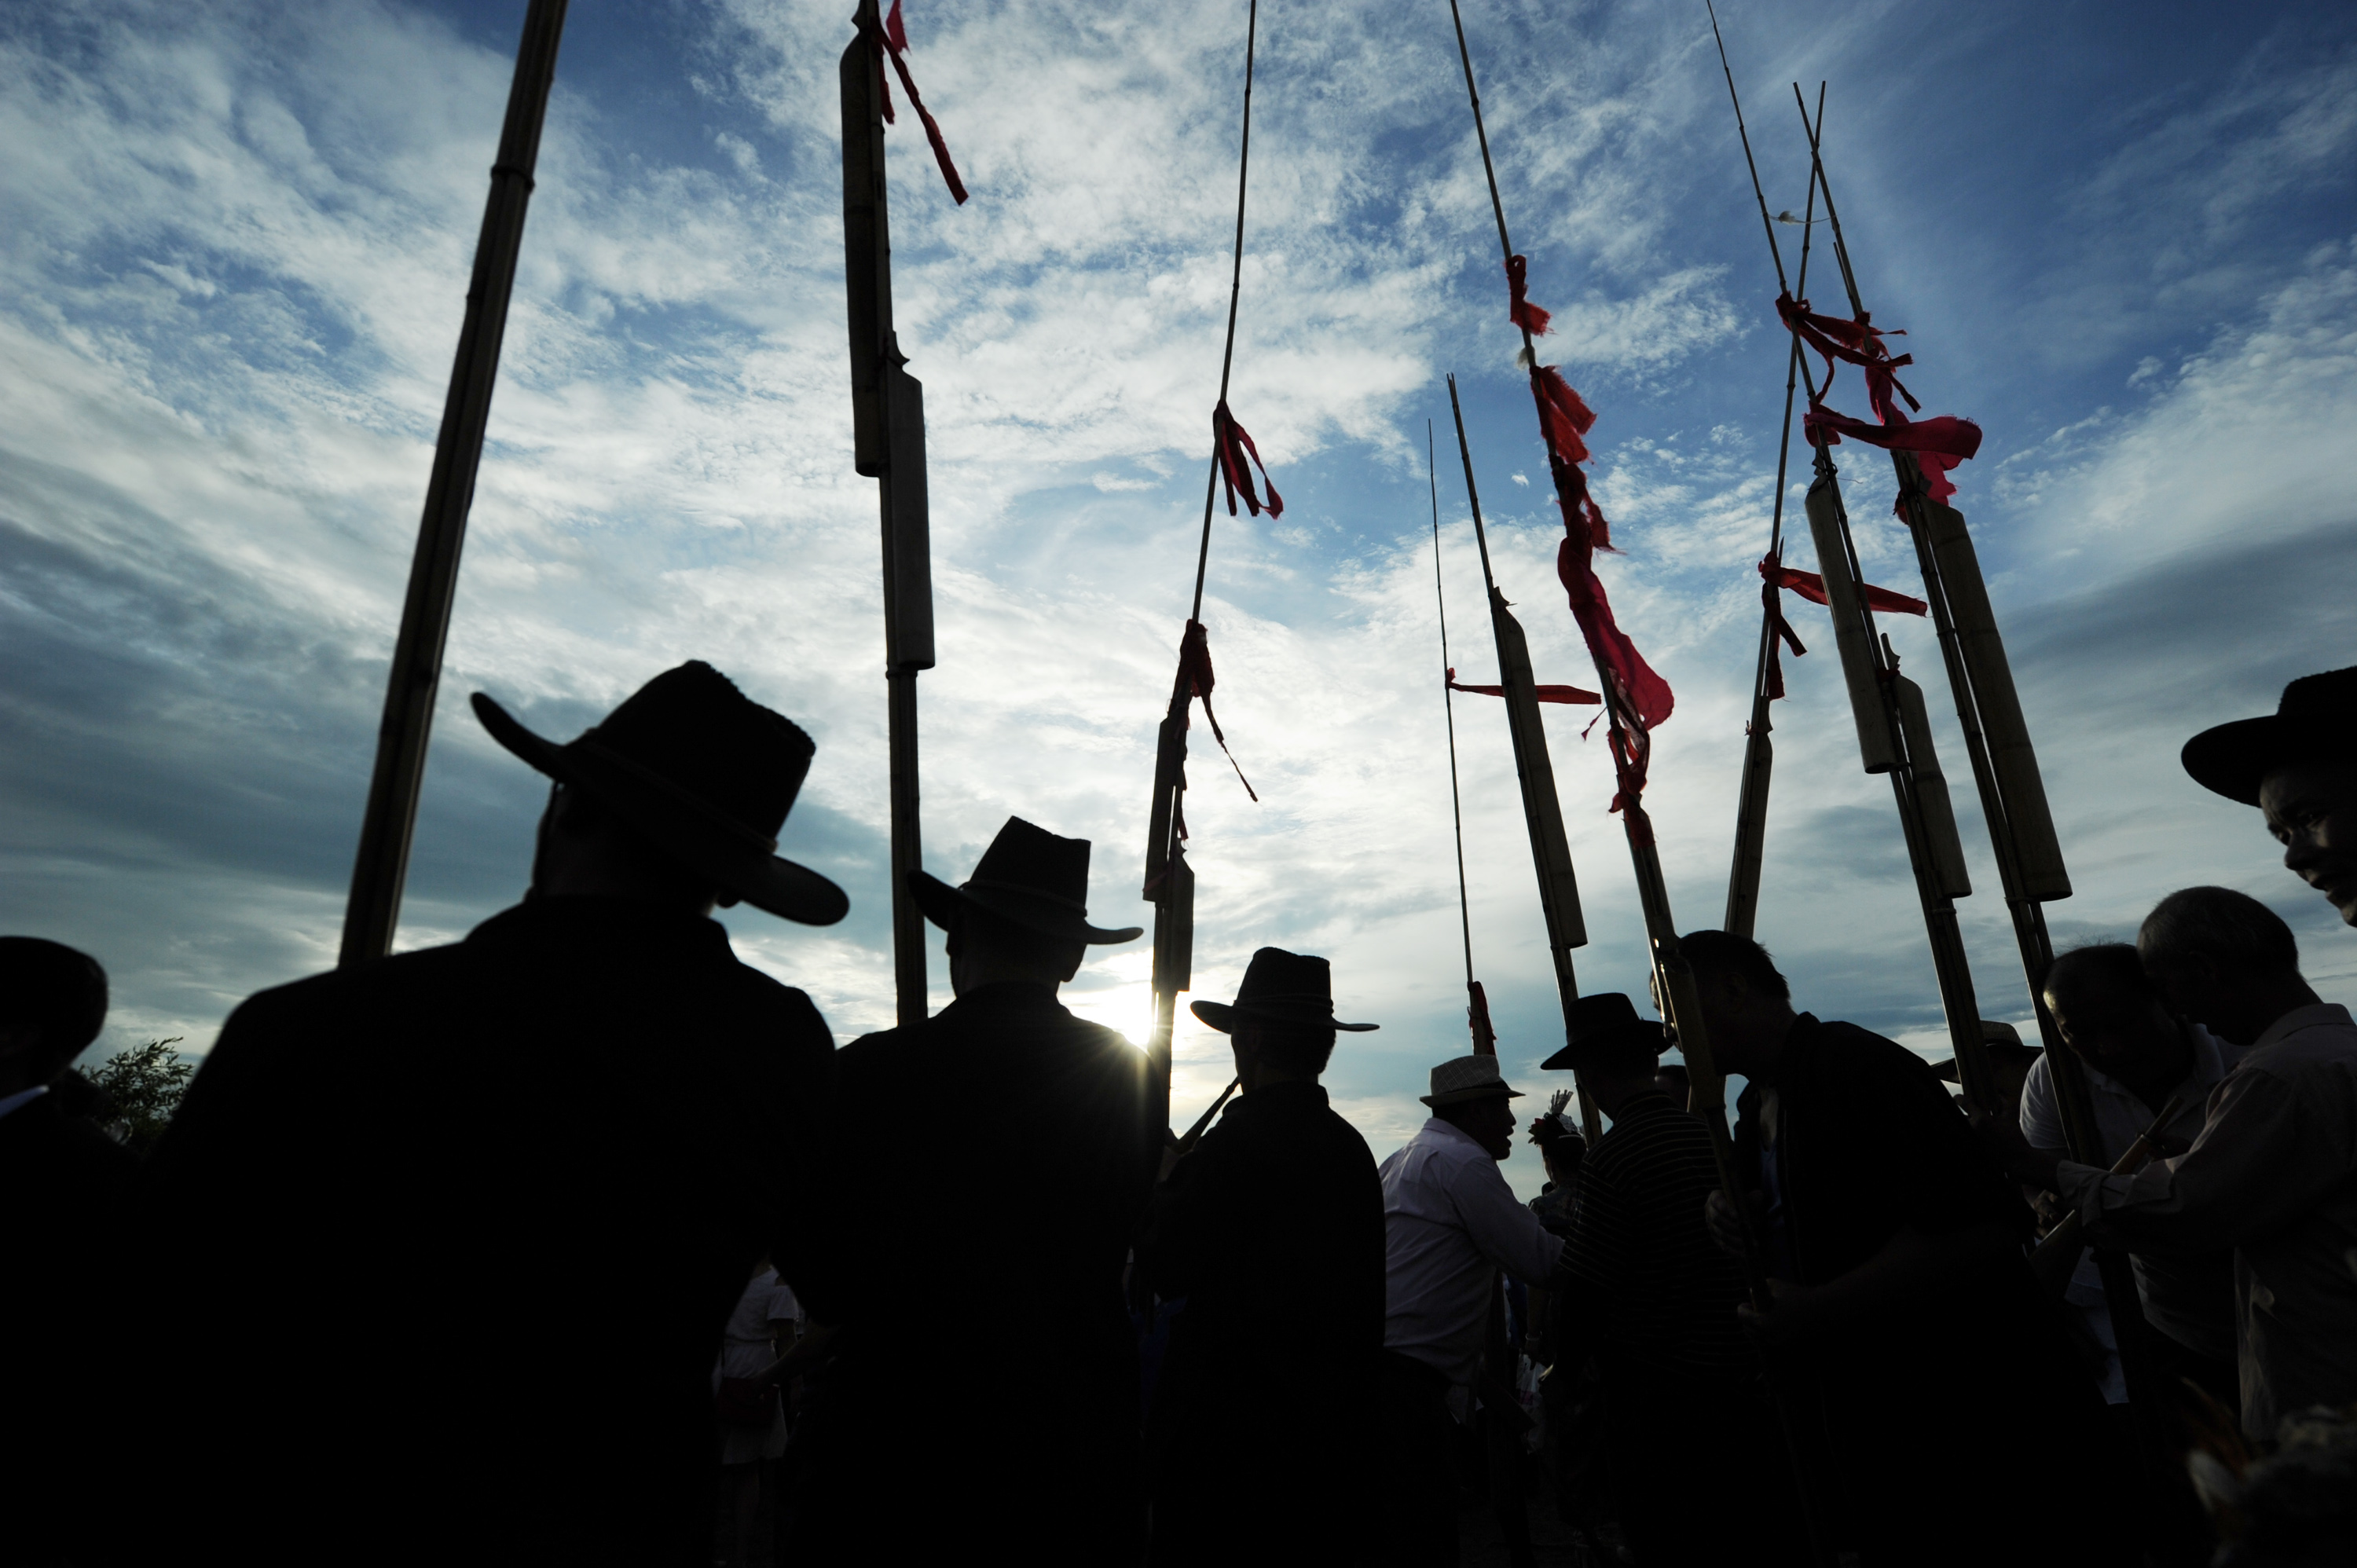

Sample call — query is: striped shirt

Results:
[1561,1091,1751,1379]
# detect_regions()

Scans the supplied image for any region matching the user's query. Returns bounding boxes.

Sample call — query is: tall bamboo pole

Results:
[339,0,568,966]
[1428,421,1495,1054]
[842,0,939,1024]
[1443,382,1600,1141]
[1142,0,1264,1148]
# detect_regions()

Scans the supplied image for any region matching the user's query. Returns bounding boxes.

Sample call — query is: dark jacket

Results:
[1,1093,137,1564]
[1733,1013,2127,1567]
[1140,1079,1384,1563]
[792,982,1153,1563]
[137,897,838,1566]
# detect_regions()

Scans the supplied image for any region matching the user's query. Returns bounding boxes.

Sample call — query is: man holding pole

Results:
[790,817,1153,1564]
[1140,947,1384,1567]
[1540,993,1802,1566]
[1686,930,2127,1566]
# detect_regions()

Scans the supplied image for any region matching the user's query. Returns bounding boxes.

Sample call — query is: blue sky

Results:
[2,0,2352,1194]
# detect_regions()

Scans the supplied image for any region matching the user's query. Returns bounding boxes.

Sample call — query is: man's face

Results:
[2260,760,2357,926]
[2046,976,2178,1078]
[1453,1093,1518,1160]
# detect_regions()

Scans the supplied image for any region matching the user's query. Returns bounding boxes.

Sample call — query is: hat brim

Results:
[1190,999,1379,1034]
[1540,1020,1670,1072]
[2183,715,2357,807]
[908,870,1142,945]
[472,693,848,927]
[1420,1083,1524,1107]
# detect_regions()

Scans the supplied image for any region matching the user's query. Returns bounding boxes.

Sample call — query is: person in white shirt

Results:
[2020,943,2242,1409]
[1376,1054,1564,1566]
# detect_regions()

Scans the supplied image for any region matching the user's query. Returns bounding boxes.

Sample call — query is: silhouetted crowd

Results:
[6,659,2356,1567]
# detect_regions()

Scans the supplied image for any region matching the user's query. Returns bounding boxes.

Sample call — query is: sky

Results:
[2,0,2353,1197]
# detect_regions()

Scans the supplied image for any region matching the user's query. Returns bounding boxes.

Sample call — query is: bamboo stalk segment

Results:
[1724,721,1772,937]
[1917,501,2070,901]
[1803,478,1898,774]
[1489,591,1588,951]
[1892,667,1971,899]
[884,364,935,669]
[838,35,888,479]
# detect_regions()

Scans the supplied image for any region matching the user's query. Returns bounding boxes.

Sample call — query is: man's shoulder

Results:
[1590,1101,1711,1168]
[2243,1006,2357,1078]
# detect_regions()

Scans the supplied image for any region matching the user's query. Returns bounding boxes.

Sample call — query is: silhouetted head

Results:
[0,937,109,1096]
[2043,944,2179,1080]
[2138,887,2308,1047]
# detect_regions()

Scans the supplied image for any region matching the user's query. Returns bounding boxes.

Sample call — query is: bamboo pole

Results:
[1443,383,1601,1141]
[1143,0,1263,1149]
[1430,422,1498,1055]
[339,0,569,966]
[842,0,939,1025]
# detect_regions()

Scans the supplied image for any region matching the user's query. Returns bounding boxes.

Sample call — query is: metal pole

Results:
[339,0,569,967]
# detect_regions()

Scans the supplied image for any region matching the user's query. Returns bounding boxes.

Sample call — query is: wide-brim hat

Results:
[1930,1020,2044,1083]
[909,816,1142,944]
[1541,991,1669,1071]
[471,661,847,926]
[1191,947,1378,1034]
[2183,666,2357,807]
[1421,1053,1523,1108]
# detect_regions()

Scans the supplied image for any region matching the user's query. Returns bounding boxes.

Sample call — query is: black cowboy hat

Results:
[1191,947,1377,1034]
[909,817,1142,945]
[1930,1020,2044,1083]
[2183,666,2357,807]
[1541,991,1668,1071]
[471,661,848,925]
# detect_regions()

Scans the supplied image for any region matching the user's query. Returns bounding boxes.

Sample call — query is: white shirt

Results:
[2021,1024,2242,1361]
[1379,1116,1566,1383]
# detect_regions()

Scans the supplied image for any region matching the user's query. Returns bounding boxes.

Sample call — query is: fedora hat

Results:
[909,817,1142,945]
[1540,992,1668,1071]
[2183,666,2357,806]
[471,661,848,925]
[1190,947,1378,1034]
[1420,1054,1523,1108]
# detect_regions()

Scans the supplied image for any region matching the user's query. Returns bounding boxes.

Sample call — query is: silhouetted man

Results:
[1995,888,2357,1438]
[1686,930,2125,1567]
[791,817,1153,1565]
[0,937,134,1566]
[141,662,849,1566]
[1141,947,1384,1568]
[2183,665,2357,926]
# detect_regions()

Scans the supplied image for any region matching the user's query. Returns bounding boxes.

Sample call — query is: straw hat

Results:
[1420,1054,1523,1108]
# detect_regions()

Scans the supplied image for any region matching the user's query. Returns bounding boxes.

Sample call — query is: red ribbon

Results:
[1506,255,1552,338]
[1756,554,1808,702]
[1211,400,1285,519]
[1774,291,1981,507]
[1446,668,1600,705]
[870,0,969,205]
[1760,553,1928,617]
[1468,979,1497,1056]
[1178,619,1255,800]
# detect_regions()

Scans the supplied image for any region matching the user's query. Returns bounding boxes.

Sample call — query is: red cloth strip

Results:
[1178,619,1256,800]
[870,0,969,205]
[1802,405,1981,464]
[1468,979,1497,1056]
[1446,668,1600,706]
[1760,554,1928,617]
[1533,365,1598,476]
[1506,255,1552,338]
[1211,401,1285,519]
[1756,554,1808,702]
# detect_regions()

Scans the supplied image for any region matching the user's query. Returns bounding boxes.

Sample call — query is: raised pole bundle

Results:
[339,0,569,966]
[842,0,964,1024]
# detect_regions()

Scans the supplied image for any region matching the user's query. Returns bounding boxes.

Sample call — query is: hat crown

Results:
[572,661,812,841]
[1571,991,1642,1040]
[1428,1054,1508,1098]
[2280,666,2357,721]
[1234,947,1335,1009]
[963,817,1093,912]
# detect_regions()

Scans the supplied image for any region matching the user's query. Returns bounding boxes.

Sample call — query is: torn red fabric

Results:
[1760,553,1929,617]
[1468,979,1497,1055]
[1505,255,1552,338]
[1802,405,1981,464]
[1533,365,1598,474]
[1553,465,1673,825]
[1177,618,1256,800]
[1211,400,1285,519]
[1776,291,1982,506]
[1446,667,1600,705]
[1755,553,1809,702]
[868,0,969,205]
